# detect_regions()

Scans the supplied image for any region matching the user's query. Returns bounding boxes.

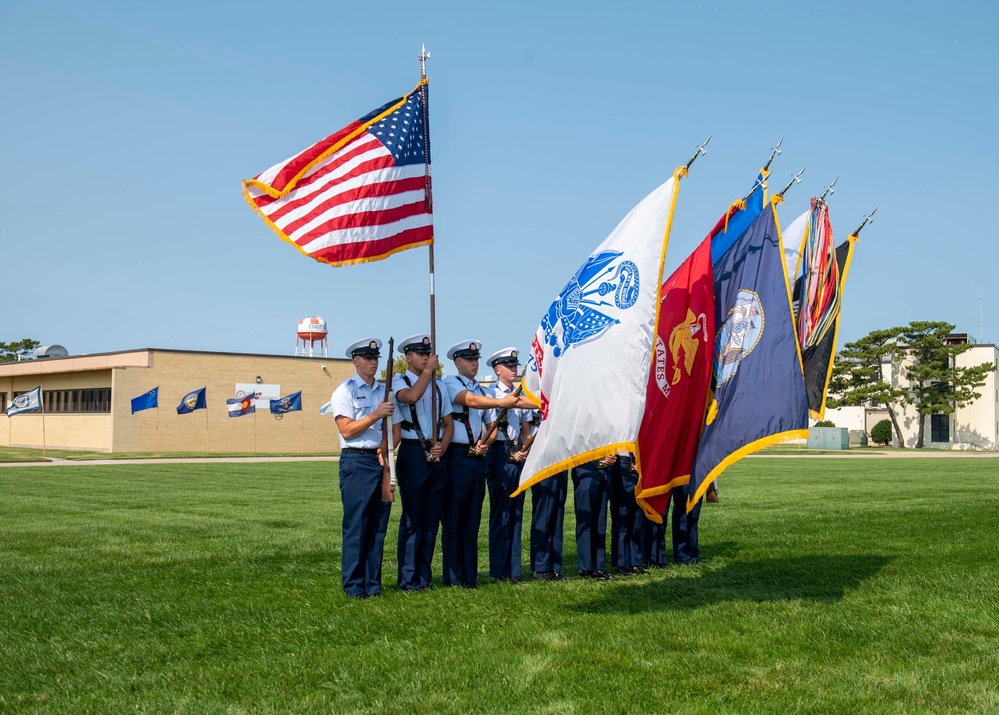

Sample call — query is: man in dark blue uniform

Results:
[330,337,395,599]
[609,453,646,575]
[441,340,519,588]
[484,348,533,584]
[525,406,568,581]
[572,456,614,580]
[392,334,454,591]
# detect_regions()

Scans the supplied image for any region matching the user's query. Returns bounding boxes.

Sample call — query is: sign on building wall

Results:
[234,383,281,410]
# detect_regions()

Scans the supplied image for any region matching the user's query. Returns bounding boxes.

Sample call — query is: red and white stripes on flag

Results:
[242,79,433,268]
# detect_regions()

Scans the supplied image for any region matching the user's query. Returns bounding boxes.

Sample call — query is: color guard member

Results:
[572,455,615,580]
[609,452,646,575]
[441,340,518,588]
[330,337,395,599]
[392,334,454,591]
[484,348,533,584]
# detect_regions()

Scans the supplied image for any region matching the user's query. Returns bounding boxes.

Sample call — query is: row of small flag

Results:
[131,387,309,417]
[6,386,330,419]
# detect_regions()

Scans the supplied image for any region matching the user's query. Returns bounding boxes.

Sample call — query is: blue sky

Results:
[2,0,997,361]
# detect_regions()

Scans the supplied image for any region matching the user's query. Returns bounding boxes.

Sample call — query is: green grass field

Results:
[2,458,997,713]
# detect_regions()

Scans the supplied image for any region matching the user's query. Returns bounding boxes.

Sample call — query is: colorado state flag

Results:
[227,393,256,418]
[688,198,809,510]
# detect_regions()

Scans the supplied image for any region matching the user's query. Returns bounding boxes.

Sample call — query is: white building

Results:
[825,336,999,450]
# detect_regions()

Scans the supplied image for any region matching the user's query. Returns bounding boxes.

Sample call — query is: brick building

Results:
[0,349,355,453]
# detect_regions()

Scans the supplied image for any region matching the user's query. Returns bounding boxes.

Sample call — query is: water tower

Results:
[296,316,328,357]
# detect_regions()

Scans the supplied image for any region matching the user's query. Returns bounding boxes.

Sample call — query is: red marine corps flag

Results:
[635,235,714,522]
[242,79,433,267]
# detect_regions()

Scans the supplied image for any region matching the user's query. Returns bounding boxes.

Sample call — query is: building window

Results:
[0,392,5,413]
[43,388,112,414]
[930,414,949,443]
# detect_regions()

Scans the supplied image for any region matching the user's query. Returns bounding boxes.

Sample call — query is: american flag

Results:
[243,80,433,267]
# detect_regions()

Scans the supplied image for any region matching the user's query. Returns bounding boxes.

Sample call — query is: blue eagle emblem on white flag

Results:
[541,250,641,357]
[519,170,686,493]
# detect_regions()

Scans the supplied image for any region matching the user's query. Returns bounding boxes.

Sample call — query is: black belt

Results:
[342,447,379,455]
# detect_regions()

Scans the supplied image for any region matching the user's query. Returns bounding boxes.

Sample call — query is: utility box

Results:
[849,429,868,447]
[808,427,850,450]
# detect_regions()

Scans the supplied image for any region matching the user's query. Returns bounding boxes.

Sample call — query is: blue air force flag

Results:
[270,391,302,414]
[177,388,207,415]
[5,386,42,417]
[688,199,809,509]
[131,387,159,414]
[517,168,687,492]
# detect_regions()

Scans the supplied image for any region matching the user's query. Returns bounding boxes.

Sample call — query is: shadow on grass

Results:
[570,554,893,613]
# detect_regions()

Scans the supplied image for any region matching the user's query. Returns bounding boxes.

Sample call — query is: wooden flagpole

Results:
[155,405,160,457]
[301,407,305,455]
[205,405,209,457]
[419,44,440,450]
[40,393,47,459]
[253,405,258,455]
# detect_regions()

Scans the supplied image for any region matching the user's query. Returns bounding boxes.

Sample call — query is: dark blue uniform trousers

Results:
[530,470,567,574]
[442,445,487,587]
[609,458,643,569]
[572,460,610,573]
[641,517,668,567]
[671,486,702,564]
[339,453,391,597]
[486,441,525,579]
[396,442,447,590]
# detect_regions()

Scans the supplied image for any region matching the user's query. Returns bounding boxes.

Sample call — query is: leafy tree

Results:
[870,419,893,446]
[830,322,995,448]
[815,420,836,427]
[828,327,908,447]
[0,339,40,363]
[897,321,995,448]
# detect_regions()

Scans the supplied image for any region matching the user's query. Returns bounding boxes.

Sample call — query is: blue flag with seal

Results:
[130,387,159,414]
[177,387,207,415]
[688,198,809,510]
[269,391,302,415]
[6,386,42,417]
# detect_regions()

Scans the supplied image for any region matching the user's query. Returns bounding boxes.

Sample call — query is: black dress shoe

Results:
[552,572,568,581]
[577,569,594,578]
[462,582,478,589]
[592,570,613,581]
[534,571,556,581]
[630,566,648,575]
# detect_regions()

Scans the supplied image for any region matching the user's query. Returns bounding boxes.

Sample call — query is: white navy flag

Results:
[6,386,42,417]
[516,169,686,492]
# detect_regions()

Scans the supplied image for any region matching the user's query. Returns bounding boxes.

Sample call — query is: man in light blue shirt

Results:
[484,347,535,583]
[442,340,519,588]
[330,337,395,599]
[392,333,454,591]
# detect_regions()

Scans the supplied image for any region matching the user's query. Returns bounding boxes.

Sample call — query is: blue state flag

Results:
[177,387,207,415]
[319,400,334,415]
[131,387,159,414]
[270,391,302,415]
[710,170,767,265]
[689,198,809,509]
[5,386,42,417]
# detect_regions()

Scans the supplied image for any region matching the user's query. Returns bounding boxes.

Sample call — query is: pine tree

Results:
[0,339,40,363]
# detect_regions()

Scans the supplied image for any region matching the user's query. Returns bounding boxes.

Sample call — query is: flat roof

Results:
[0,348,350,378]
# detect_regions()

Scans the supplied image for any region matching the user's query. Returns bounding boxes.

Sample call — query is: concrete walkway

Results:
[0,456,342,468]
[2,451,997,468]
